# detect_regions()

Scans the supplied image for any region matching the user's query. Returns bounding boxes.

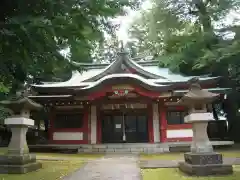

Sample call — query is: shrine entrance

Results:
[101,110,149,143]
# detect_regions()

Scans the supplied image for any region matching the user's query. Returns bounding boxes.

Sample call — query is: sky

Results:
[61,1,152,57]
[113,0,152,44]
[114,1,240,43]
[61,1,239,57]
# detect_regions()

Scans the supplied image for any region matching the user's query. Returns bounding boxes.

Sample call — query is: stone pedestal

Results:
[178,112,233,176]
[179,152,233,176]
[0,117,42,174]
[185,113,214,153]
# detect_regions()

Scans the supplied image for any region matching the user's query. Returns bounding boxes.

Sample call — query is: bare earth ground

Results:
[1,147,240,180]
[63,154,142,180]
[62,151,240,180]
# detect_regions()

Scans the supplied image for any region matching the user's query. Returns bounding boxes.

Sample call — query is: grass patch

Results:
[142,166,240,180]
[141,152,183,160]
[220,151,240,158]
[35,153,104,159]
[0,148,104,159]
[0,160,83,180]
[0,148,7,155]
[141,151,240,160]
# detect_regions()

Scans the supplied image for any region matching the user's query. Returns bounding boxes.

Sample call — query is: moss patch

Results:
[142,166,240,180]
[0,148,104,160]
[0,148,7,155]
[141,152,183,160]
[0,160,83,180]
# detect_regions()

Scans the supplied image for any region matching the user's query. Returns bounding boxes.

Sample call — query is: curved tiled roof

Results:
[31,53,220,89]
[80,73,170,91]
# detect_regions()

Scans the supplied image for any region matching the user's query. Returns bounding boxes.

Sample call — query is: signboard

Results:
[116,124,121,128]
[111,84,133,90]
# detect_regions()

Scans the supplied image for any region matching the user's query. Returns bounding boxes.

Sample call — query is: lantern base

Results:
[0,154,42,174]
[178,152,233,176]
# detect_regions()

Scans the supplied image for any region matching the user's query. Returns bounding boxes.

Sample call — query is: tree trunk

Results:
[193,0,214,34]
[212,103,219,121]
[224,92,239,142]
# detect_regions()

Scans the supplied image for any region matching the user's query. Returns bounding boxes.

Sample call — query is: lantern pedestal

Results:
[185,113,214,153]
[179,152,233,176]
[0,117,42,174]
[178,113,233,176]
[166,78,233,176]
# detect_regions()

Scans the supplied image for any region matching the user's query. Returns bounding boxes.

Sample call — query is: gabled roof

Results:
[74,73,172,92]
[31,52,220,90]
[77,52,166,81]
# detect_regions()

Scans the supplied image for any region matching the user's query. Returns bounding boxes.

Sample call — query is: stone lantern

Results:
[0,94,42,174]
[174,78,233,176]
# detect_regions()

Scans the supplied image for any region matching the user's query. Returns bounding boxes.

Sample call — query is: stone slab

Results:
[179,162,233,176]
[114,148,131,153]
[78,149,84,153]
[140,157,240,169]
[130,148,143,152]
[92,144,107,149]
[0,154,42,174]
[63,155,141,180]
[105,149,114,153]
[98,149,106,153]
[184,152,223,165]
[83,149,93,153]
[152,148,164,153]
[0,162,42,174]
[0,154,37,165]
[169,146,190,152]
[107,144,123,149]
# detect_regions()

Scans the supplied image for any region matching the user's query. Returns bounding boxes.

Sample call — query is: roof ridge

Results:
[71,59,159,69]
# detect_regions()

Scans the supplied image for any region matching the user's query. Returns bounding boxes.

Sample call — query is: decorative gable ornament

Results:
[113,90,129,97]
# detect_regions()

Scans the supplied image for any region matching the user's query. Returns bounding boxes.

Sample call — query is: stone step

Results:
[78,143,165,149]
[78,147,170,153]
[169,146,190,152]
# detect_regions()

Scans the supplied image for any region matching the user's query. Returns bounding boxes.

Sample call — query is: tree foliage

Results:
[91,33,120,63]
[129,0,240,79]
[0,0,141,125]
[0,0,140,93]
[129,0,240,140]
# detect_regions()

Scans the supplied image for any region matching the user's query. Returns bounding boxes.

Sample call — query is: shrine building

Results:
[29,51,230,145]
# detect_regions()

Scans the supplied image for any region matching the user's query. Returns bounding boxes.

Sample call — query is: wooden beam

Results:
[92,97,154,105]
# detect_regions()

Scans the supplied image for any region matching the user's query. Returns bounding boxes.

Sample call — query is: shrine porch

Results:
[29,141,234,154]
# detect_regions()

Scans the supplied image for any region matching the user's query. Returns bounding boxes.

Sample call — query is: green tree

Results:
[0,0,141,126]
[91,33,120,63]
[129,0,240,141]
[0,0,141,93]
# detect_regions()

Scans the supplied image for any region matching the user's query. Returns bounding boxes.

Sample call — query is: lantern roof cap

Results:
[178,77,219,105]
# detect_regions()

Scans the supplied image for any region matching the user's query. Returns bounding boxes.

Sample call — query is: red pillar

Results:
[96,107,102,144]
[160,105,167,142]
[48,108,54,143]
[148,104,154,143]
[87,106,91,144]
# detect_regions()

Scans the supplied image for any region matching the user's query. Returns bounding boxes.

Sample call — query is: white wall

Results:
[90,105,97,144]
[53,132,83,141]
[152,103,160,142]
[167,129,193,138]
